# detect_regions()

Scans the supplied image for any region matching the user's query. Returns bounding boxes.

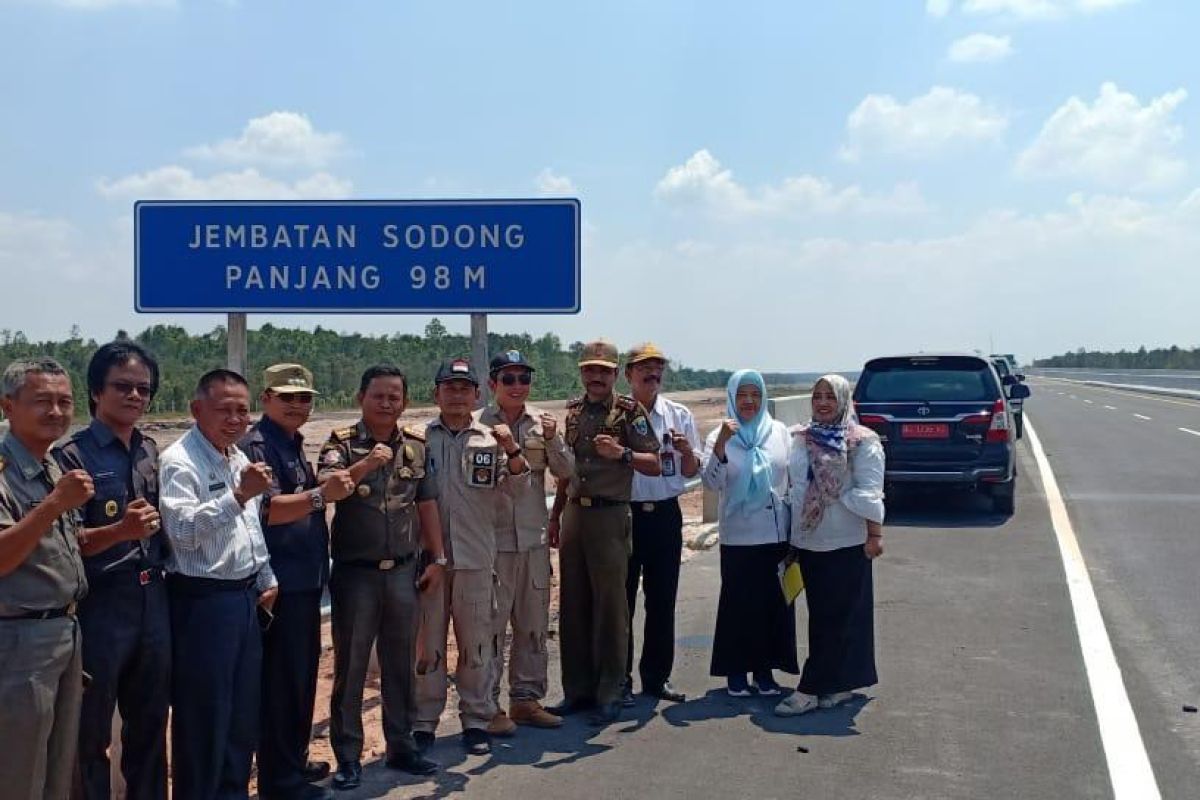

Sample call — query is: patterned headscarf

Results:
[798,374,875,532]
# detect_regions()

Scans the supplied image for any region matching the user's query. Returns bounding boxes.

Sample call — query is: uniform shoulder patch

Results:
[566,397,585,410]
[402,425,426,442]
[615,394,638,412]
[332,426,356,442]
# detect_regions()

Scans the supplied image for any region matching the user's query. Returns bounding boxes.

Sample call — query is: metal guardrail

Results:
[1026,368,1200,399]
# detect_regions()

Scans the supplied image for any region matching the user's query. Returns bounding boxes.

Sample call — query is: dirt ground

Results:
[130,389,729,793]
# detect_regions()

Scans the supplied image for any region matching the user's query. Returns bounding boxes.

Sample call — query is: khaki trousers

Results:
[415,567,497,732]
[490,547,552,704]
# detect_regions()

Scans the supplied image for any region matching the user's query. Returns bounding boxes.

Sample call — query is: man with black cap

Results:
[480,350,573,732]
[622,343,700,706]
[546,340,661,726]
[318,365,444,791]
[416,358,528,756]
[239,364,355,800]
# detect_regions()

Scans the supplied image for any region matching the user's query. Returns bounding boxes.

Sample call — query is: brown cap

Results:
[263,363,319,394]
[626,342,668,366]
[577,339,619,368]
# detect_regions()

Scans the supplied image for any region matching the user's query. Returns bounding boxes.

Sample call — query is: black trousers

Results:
[168,576,261,800]
[77,575,170,800]
[625,498,683,691]
[257,588,322,794]
[796,545,877,695]
[711,543,799,677]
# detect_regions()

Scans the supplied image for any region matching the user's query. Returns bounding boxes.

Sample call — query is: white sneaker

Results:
[818,691,854,708]
[773,692,819,717]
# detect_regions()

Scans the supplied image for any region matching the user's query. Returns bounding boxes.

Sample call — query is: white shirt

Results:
[160,426,277,591]
[700,420,790,546]
[786,432,885,552]
[631,394,702,502]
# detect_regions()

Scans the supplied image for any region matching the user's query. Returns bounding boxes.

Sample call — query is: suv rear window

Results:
[857,357,999,402]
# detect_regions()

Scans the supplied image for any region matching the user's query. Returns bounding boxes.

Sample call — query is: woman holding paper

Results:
[774,374,885,716]
[700,369,797,697]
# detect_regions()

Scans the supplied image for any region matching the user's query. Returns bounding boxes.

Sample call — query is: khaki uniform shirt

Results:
[478,404,574,552]
[564,394,660,502]
[317,421,436,563]
[0,433,87,615]
[425,415,525,570]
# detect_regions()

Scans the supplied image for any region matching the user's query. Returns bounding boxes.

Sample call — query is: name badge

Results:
[467,448,497,488]
[524,437,547,470]
[661,451,676,477]
[208,482,226,492]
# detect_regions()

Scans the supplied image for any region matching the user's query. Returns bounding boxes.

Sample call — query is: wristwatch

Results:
[433,555,449,567]
[309,488,326,512]
[620,447,634,464]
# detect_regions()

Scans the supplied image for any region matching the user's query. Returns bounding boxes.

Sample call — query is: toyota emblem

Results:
[917,406,931,416]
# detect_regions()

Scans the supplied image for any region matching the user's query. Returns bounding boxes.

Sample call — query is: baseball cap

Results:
[263,363,319,394]
[434,358,479,386]
[488,349,535,375]
[626,342,668,366]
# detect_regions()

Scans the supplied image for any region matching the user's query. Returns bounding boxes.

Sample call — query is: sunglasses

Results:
[498,373,532,386]
[274,392,314,404]
[108,380,153,398]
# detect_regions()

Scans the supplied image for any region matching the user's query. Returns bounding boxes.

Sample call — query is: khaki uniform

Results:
[318,421,435,764]
[0,433,88,800]
[416,416,525,733]
[559,394,659,706]
[478,404,574,706]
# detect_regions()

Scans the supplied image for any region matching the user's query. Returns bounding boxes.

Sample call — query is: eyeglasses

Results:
[498,373,532,386]
[108,380,153,398]
[273,392,314,405]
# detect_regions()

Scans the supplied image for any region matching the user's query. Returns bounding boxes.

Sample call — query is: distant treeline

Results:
[1034,345,1200,371]
[0,321,734,416]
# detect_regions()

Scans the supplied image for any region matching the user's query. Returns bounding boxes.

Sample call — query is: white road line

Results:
[1103,405,1117,410]
[1031,377,1200,409]
[1179,427,1200,438]
[1025,418,1161,800]
[1133,414,1152,421]
[1083,399,1094,405]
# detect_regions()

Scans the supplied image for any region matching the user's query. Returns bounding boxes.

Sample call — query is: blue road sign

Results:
[135,199,581,313]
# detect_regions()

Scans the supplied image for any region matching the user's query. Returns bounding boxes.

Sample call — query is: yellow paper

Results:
[778,560,805,605]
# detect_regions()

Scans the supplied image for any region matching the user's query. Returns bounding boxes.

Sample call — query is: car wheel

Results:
[990,480,1015,515]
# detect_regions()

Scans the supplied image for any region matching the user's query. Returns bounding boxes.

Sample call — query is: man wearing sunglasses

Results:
[239,364,354,800]
[54,340,170,800]
[479,350,573,733]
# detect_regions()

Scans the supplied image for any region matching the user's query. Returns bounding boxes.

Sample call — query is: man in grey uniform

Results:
[0,357,94,800]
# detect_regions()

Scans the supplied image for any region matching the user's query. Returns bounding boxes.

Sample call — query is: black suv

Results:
[852,353,1030,514]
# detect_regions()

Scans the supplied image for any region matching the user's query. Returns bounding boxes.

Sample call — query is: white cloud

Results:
[947,33,1014,63]
[96,166,353,200]
[840,87,1008,161]
[1016,82,1187,191]
[184,111,348,169]
[654,149,929,219]
[534,168,577,197]
[928,0,1140,21]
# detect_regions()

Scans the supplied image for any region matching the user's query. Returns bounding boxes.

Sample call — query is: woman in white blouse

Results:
[775,374,885,716]
[700,369,798,697]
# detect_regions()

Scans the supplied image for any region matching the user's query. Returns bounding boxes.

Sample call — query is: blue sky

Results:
[1,0,1196,370]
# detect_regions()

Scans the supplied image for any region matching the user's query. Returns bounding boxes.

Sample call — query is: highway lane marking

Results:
[1025,417,1161,800]
[1083,399,1094,404]
[1179,427,1200,437]
[1133,414,1152,421]
[1031,377,1200,409]
[1103,405,1117,410]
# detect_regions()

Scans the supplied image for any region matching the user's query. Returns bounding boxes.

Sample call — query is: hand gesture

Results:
[366,444,394,470]
[120,498,162,540]
[540,413,558,440]
[592,434,625,460]
[52,470,94,512]
[715,419,740,448]
[548,517,561,549]
[320,470,355,502]
[669,428,693,455]
[239,463,273,499]
[493,424,516,453]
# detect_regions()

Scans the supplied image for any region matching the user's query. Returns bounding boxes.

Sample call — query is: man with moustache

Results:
[621,343,700,706]
[159,369,277,799]
[55,341,170,800]
[0,357,93,800]
[415,358,528,756]
[318,365,444,791]
[546,340,660,726]
[239,364,354,800]
[479,350,573,732]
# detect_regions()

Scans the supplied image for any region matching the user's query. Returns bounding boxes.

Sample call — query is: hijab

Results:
[724,369,775,514]
[798,374,876,532]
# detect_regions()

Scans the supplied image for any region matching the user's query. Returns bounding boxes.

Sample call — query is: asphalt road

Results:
[328,382,1198,799]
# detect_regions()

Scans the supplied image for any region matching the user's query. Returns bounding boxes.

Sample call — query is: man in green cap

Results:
[547,340,660,726]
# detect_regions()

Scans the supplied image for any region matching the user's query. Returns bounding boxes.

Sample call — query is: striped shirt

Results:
[159,426,276,591]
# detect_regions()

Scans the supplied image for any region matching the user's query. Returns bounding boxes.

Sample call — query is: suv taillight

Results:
[858,413,889,431]
[985,398,1010,443]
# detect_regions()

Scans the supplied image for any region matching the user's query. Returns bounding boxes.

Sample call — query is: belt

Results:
[569,496,627,508]
[91,567,166,588]
[167,574,257,592]
[336,553,416,571]
[0,602,77,621]
[631,498,680,513]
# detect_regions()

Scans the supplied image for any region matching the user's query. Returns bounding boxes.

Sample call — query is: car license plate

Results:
[901,423,949,439]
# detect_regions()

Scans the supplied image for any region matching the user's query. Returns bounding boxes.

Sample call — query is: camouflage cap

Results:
[578,339,619,368]
[263,363,319,394]
[626,342,668,366]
